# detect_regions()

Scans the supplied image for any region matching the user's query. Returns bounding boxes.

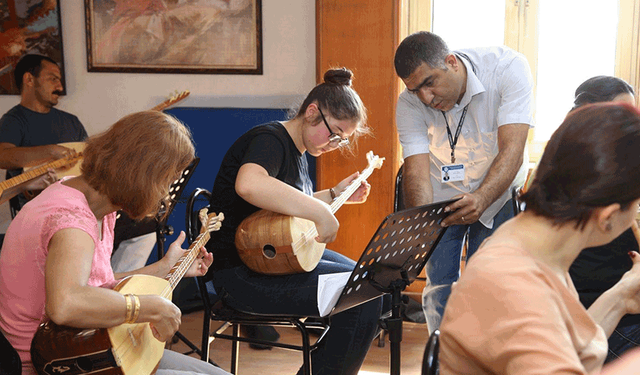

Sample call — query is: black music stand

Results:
[156,157,200,258]
[329,198,457,375]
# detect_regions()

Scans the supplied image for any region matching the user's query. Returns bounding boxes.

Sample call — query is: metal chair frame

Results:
[421,329,440,375]
[186,187,329,375]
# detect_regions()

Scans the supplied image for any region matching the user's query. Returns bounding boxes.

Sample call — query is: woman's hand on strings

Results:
[335,171,371,204]
[163,231,213,277]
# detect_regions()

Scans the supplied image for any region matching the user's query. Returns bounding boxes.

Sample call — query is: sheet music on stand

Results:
[321,198,457,317]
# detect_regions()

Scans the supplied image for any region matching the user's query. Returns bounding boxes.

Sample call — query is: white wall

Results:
[0,0,316,231]
[0,0,316,136]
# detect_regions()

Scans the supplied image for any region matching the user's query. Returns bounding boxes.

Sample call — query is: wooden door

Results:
[316,0,403,263]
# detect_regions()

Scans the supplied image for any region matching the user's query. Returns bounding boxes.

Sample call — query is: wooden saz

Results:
[236,151,385,275]
[30,210,223,375]
[0,147,83,205]
[151,90,190,112]
[2,90,190,207]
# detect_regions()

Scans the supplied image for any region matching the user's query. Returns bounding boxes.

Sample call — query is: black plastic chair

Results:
[421,329,440,375]
[186,188,329,375]
[394,164,405,212]
[512,185,525,214]
[0,330,21,375]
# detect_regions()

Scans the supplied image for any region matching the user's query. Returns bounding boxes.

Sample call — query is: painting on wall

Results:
[85,0,262,74]
[0,0,66,95]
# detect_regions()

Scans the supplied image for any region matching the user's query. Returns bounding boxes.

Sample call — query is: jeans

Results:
[157,349,229,375]
[606,322,640,363]
[211,249,383,375]
[422,199,515,332]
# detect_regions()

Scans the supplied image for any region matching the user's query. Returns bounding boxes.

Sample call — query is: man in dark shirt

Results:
[0,54,87,211]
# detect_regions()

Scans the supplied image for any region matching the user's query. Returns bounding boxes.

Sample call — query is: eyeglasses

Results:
[318,107,350,148]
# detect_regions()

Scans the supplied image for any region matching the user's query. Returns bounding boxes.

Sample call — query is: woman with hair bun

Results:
[439,103,640,374]
[206,67,382,375]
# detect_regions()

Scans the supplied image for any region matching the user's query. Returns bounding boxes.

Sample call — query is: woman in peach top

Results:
[439,102,640,374]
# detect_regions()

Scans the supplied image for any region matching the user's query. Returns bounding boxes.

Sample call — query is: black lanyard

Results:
[441,105,469,163]
[441,52,476,164]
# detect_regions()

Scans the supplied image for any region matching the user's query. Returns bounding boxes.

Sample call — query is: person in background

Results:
[0,54,86,248]
[206,67,383,375]
[0,111,229,375]
[393,31,533,331]
[0,54,156,271]
[566,76,639,363]
[439,102,640,374]
[0,54,86,210]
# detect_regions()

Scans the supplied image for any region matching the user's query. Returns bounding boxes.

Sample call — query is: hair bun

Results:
[323,68,353,86]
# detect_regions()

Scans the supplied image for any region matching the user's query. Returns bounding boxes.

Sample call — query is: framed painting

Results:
[0,0,66,95]
[85,0,262,74]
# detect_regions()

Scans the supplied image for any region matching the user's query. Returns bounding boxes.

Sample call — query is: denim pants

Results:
[606,322,640,363]
[211,249,383,375]
[422,199,515,332]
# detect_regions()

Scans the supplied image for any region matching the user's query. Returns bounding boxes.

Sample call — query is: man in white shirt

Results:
[394,31,534,331]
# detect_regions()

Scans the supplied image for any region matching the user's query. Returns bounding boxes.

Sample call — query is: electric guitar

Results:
[235,151,385,275]
[30,209,224,375]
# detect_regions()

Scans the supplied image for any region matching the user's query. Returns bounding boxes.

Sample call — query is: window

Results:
[401,0,640,161]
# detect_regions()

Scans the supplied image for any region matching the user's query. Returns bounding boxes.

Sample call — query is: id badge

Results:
[441,164,465,183]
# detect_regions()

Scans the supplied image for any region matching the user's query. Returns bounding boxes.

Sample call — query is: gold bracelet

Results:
[330,187,337,200]
[130,295,141,324]
[124,294,133,323]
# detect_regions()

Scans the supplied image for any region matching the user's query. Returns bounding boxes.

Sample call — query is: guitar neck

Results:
[328,164,377,214]
[163,231,211,294]
[0,156,80,192]
[299,163,378,242]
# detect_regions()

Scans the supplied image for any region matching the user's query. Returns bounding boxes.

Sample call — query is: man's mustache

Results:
[52,90,63,95]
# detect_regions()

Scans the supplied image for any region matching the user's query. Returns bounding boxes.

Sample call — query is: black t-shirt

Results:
[207,122,313,270]
[570,228,640,327]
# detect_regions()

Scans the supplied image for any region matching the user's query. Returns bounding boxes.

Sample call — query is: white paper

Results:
[317,272,351,317]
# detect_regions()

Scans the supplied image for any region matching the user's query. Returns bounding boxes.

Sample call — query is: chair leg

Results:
[231,324,240,374]
[201,310,211,361]
[378,329,387,347]
[292,320,312,375]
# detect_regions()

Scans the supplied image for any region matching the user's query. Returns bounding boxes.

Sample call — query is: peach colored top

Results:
[440,244,607,375]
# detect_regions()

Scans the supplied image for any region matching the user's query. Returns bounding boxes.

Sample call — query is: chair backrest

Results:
[0,330,21,375]
[394,164,405,212]
[185,187,212,244]
[184,187,220,310]
[421,329,440,375]
[512,186,525,214]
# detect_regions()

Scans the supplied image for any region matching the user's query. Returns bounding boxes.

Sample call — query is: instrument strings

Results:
[112,218,215,361]
[291,165,376,250]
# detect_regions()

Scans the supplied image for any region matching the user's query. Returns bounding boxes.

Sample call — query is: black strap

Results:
[441,52,476,163]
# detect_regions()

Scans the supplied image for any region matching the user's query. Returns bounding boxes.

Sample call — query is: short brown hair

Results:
[81,111,195,220]
[522,102,640,229]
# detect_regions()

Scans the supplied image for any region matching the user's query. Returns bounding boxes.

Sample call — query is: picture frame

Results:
[84,0,262,75]
[0,0,66,95]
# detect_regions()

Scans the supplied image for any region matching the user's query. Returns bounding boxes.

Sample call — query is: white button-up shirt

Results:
[396,46,534,228]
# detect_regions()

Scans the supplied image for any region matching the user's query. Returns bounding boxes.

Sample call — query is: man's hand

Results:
[440,192,490,227]
[47,144,77,160]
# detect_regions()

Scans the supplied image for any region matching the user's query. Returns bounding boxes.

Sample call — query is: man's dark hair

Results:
[14,54,58,93]
[394,31,450,79]
[572,76,635,111]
